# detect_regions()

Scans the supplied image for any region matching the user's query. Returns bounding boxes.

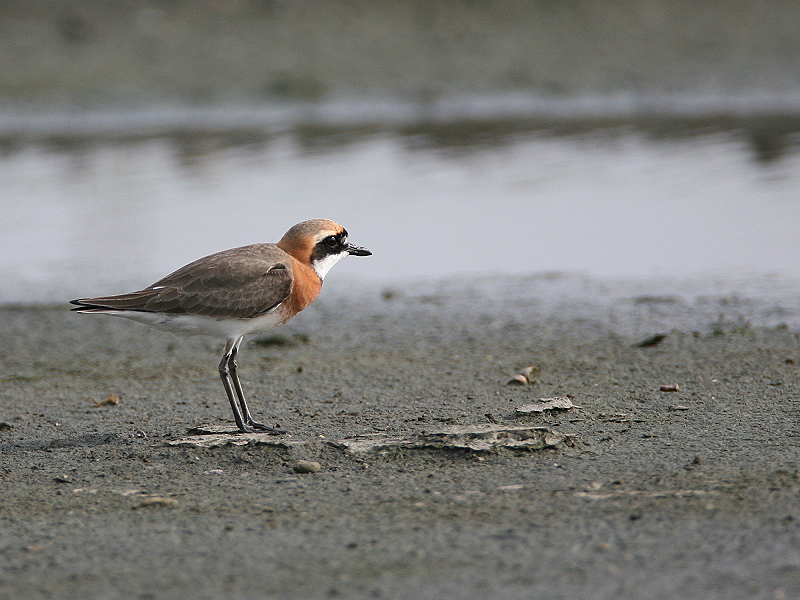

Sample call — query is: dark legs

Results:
[219,337,282,434]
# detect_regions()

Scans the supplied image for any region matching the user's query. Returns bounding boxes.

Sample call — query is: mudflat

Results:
[1,276,799,600]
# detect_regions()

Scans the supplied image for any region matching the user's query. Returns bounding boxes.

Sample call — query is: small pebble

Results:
[139,497,179,508]
[660,383,680,392]
[293,460,321,474]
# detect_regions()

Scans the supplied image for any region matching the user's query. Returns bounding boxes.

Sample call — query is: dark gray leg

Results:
[219,339,250,432]
[225,337,283,434]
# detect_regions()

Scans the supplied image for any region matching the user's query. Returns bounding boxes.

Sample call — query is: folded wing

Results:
[70,244,294,320]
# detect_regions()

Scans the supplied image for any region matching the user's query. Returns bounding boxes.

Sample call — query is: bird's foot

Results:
[238,420,285,435]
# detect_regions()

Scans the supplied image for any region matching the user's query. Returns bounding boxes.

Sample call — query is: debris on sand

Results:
[92,394,121,407]
[507,374,529,386]
[635,333,667,347]
[168,424,571,454]
[333,424,570,454]
[169,424,301,449]
[515,397,579,415]
[660,383,680,392]
[506,366,539,385]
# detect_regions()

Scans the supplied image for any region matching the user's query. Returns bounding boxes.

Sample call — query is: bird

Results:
[70,219,371,434]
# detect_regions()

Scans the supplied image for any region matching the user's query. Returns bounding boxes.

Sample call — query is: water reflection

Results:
[5,112,799,161]
[1,117,799,303]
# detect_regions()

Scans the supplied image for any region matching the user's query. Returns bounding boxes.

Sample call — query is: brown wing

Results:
[70,244,293,319]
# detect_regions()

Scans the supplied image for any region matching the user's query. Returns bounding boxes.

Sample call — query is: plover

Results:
[71,219,371,433]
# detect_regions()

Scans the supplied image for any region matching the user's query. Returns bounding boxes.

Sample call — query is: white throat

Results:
[312,252,346,280]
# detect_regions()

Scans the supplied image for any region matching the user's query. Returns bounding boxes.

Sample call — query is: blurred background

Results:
[2,0,800,302]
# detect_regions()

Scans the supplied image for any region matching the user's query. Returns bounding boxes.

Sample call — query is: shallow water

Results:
[2,118,800,304]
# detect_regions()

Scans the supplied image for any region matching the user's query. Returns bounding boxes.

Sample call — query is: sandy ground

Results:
[1,276,799,599]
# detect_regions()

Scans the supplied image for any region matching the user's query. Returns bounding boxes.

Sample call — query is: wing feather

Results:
[71,244,294,319]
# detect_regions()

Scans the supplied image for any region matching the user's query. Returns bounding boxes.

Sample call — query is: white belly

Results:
[103,309,286,341]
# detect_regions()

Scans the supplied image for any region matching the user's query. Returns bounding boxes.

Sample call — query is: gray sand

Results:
[1,276,799,599]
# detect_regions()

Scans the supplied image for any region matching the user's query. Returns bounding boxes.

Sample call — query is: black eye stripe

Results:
[320,233,347,250]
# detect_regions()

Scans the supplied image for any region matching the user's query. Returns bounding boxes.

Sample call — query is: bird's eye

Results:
[323,236,338,249]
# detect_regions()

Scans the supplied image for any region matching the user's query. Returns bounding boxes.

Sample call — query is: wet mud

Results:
[1,282,800,599]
